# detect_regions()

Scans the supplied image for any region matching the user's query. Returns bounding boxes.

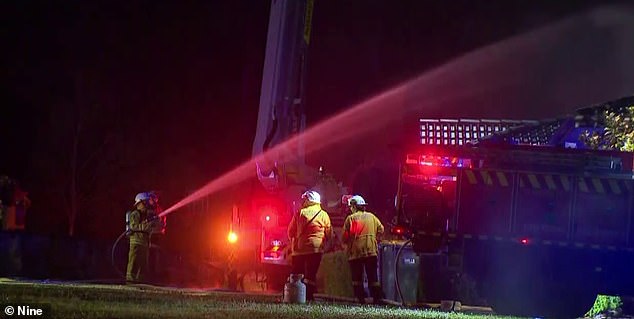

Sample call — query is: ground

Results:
[0,278,520,319]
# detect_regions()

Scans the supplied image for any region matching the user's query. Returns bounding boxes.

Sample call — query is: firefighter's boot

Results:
[370,284,384,305]
[305,281,316,302]
[353,283,366,304]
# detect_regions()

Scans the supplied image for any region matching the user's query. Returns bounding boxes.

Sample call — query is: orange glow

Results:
[227,231,238,244]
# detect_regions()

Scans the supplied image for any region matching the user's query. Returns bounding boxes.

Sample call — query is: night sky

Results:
[2,0,631,254]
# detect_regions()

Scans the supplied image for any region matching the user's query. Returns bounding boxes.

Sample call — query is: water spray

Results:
[160,5,634,217]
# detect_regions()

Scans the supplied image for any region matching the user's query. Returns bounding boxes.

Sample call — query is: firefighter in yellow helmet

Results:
[287,190,332,301]
[343,195,385,304]
[126,192,164,284]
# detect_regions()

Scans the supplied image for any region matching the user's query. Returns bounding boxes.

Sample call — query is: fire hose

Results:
[111,230,129,280]
[394,239,412,305]
[110,230,155,280]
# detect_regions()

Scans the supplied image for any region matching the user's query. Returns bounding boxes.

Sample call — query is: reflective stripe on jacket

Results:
[343,211,384,260]
[287,203,332,256]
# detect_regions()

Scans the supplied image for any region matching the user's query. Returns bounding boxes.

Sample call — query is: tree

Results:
[603,105,634,152]
[31,68,133,237]
[579,105,634,152]
[585,295,623,318]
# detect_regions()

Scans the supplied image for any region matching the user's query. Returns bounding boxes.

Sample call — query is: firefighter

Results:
[287,190,332,301]
[126,192,163,284]
[342,195,385,304]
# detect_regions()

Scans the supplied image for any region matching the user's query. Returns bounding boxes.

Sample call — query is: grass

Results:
[0,279,523,319]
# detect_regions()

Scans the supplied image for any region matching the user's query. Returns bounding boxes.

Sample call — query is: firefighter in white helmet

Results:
[343,195,385,304]
[287,190,332,301]
[126,191,164,284]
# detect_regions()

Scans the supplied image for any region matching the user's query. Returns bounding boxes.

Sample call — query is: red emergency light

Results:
[255,196,287,227]
[406,154,472,168]
[391,225,407,236]
[261,213,278,226]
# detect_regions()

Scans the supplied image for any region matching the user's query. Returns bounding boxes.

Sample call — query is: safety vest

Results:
[343,211,384,260]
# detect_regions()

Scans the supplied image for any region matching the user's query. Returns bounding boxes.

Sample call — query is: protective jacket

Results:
[343,210,384,260]
[127,209,154,247]
[288,203,332,256]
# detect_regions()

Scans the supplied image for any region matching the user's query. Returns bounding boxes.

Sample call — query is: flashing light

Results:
[406,154,473,169]
[227,231,238,244]
[406,158,418,164]
[392,225,407,235]
[260,208,279,227]
[520,238,529,245]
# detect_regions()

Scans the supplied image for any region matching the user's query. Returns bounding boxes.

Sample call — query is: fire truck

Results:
[389,96,634,317]
[247,2,633,315]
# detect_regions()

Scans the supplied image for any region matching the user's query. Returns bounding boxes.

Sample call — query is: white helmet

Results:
[134,192,156,206]
[301,190,321,204]
[348,195,367,206]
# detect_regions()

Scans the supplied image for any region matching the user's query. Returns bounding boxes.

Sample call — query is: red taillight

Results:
[392,226,407,235]
[520,238,529,245]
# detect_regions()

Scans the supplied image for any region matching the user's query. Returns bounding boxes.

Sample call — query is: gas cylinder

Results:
[283,274,306,304]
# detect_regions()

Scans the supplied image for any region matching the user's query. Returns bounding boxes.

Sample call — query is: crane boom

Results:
[253,0,313,193]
